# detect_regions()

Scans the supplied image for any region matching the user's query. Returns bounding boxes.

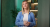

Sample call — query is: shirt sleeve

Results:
[29,12,36,26]
[15,12,24,26]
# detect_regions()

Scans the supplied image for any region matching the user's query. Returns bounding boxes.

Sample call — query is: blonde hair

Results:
[22,1,30,15]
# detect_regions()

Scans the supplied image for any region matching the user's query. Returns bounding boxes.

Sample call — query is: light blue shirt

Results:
[15,11,36,27]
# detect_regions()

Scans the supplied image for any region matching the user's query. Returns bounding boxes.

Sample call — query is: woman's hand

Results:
[24,21,28,26]
[27,22,30,26]
[28,22,30,25]
[24,21,30,26]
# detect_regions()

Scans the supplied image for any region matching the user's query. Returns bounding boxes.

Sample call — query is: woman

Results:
[15,1,36,27]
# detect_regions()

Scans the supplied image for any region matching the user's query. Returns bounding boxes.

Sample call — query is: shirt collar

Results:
[20,11,31,14]
[25,12,30,13]
[23,12,31,14]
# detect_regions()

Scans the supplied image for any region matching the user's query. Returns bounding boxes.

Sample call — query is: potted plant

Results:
[10,9,20,27]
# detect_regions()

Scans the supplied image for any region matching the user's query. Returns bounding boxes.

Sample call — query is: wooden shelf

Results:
[31,3,38,4]
[30,10,38,12]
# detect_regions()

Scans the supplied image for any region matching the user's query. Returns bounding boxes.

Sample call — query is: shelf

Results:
[27,0,31,2]
[31,3,38,4]
[30,10,38,12]
[34,3,38,4]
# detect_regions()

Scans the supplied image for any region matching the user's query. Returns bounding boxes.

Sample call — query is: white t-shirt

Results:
[23,13,28,27]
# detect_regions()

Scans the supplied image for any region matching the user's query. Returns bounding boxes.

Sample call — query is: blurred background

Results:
[0,0,49,27]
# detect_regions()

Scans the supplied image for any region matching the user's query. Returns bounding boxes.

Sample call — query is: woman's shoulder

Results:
[30,11,34,14]
[30,11,34,15]
[18,11,22,14]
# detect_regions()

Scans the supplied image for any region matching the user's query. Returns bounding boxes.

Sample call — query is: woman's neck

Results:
[24,9,28,13]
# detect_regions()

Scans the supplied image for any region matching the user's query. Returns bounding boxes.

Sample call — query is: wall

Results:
[2,0,15,27]
[0,0,1,27]
[2,0,25,27]
[15,0,24,11]
[49,0,50,27]
[37,0,49,27]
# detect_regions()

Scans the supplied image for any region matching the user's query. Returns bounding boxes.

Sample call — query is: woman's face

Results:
[22,2,28,9]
